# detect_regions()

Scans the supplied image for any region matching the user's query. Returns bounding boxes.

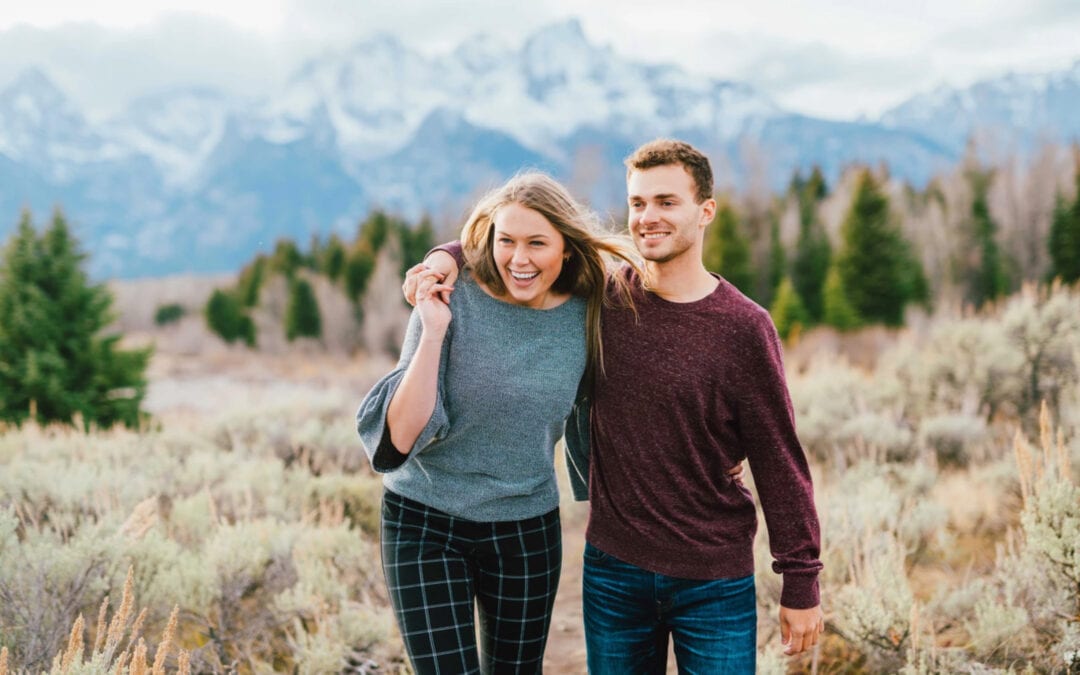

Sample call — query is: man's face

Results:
[626,164,715,265]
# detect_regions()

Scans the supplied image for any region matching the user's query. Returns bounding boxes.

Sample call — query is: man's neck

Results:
[644,258,719,303]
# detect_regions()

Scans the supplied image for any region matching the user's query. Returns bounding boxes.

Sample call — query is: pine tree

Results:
[358,211,391,252]
[0,208,150,428]
[789,166,831,322]
[792,224,831,323]
[205,289,255,346]
[796,166,828,230]
[236,255,267,308]
[1048,168,1080,284]
[769,277,808,341]
[400,216,436,276]
[764,218,786,309]
[320,234,347,283]
[962,169,1010,307]
[703,199,753,296]
[270,239,302,278]
[345,240,377,303]
[285,277,322,341]
[822,264,861,330]
[836,169,926,326]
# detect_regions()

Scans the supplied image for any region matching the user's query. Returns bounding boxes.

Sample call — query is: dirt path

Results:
[542,501,589,674]
[543,498,680,674]
[140,349,662,672]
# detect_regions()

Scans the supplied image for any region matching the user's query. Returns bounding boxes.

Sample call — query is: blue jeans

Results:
[582,542,756,674]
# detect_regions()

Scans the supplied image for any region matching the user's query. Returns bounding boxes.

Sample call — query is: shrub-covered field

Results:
[2,284,1079,674]
[0,351,410,674]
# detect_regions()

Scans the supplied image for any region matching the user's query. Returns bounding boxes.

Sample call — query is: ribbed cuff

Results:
[780,573,820,609]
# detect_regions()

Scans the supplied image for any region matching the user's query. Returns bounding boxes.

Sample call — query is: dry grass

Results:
[42,568,190,675]
[3,279,1078,673]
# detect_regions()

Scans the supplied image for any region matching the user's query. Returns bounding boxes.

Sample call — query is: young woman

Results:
[356,173,637,674]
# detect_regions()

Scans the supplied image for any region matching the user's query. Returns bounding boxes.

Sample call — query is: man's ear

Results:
[700,197,717,227]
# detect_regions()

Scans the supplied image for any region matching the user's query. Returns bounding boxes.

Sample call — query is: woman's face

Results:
[491,202,567,309]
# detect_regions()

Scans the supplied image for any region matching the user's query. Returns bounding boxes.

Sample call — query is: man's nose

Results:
[640,203,661,224]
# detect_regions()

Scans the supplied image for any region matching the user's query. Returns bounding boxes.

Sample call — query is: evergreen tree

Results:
[306,233,323,270]
[400,216,436,276]
[792,223,831,323]
[0,208,150,428]
[962,169,1010,307]
[790,166,831,322]
[236,255,267,308]
[836,170,926,326]
[320,233,347,283]
[344,240,377,303]
[285,277,322,341]
[1048,169,1080,284]
[703,199,753,296]
[205,289,255,346]
[270,239,302,277]
[764,217,786,309]
[795,166,828,230]
[769,277,808,341]
[358,211,392,252]
[822,264,861,330]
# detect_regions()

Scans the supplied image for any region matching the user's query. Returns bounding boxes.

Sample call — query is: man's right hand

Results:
[403,251,459,306]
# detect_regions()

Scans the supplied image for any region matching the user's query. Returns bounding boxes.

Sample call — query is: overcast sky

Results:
[2,0,1079,122]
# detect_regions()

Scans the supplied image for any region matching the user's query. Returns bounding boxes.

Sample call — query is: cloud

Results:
[1,2,1078,123]
[276,0,563,53]
[0,3,575,120]
[0,16,292,119]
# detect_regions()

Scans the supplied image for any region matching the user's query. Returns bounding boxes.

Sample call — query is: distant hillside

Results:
[1,21,1078,277]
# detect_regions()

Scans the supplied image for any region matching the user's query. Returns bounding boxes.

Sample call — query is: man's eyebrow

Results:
[628,193,679,201]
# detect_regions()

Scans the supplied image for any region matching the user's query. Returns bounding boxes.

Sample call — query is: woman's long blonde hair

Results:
[460,172,639,376]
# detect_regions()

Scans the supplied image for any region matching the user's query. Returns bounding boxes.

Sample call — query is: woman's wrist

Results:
[418,329,447,345]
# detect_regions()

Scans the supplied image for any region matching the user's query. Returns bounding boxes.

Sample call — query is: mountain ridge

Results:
[1,20,1077,277]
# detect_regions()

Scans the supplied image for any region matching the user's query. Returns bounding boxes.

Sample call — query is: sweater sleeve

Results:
[429,240,465,269]
[563,378,591,502]
[737,310,823,609]
[356,309,451,473]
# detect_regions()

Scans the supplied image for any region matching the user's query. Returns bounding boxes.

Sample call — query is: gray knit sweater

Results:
[356,271,587,521]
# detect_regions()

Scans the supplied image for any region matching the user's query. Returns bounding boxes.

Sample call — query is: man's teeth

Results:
[643,232,669,239]
[510,270,540,280]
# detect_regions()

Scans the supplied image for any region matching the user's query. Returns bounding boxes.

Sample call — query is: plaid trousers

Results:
[381,490,562,674]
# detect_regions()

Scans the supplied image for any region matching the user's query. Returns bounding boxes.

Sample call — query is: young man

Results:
[409,139,823,673]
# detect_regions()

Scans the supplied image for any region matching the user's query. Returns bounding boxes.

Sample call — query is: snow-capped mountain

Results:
[0,19,1075,278]
[104,88,235,186]
[0,68,119,181]
[881,59,1080,153]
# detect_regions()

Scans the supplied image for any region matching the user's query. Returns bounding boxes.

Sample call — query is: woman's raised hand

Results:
[403,252,459,306]
[414,271,452,336]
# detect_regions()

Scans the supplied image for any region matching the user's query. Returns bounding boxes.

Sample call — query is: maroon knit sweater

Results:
[587,267,821,609]
[431,244,822,608]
